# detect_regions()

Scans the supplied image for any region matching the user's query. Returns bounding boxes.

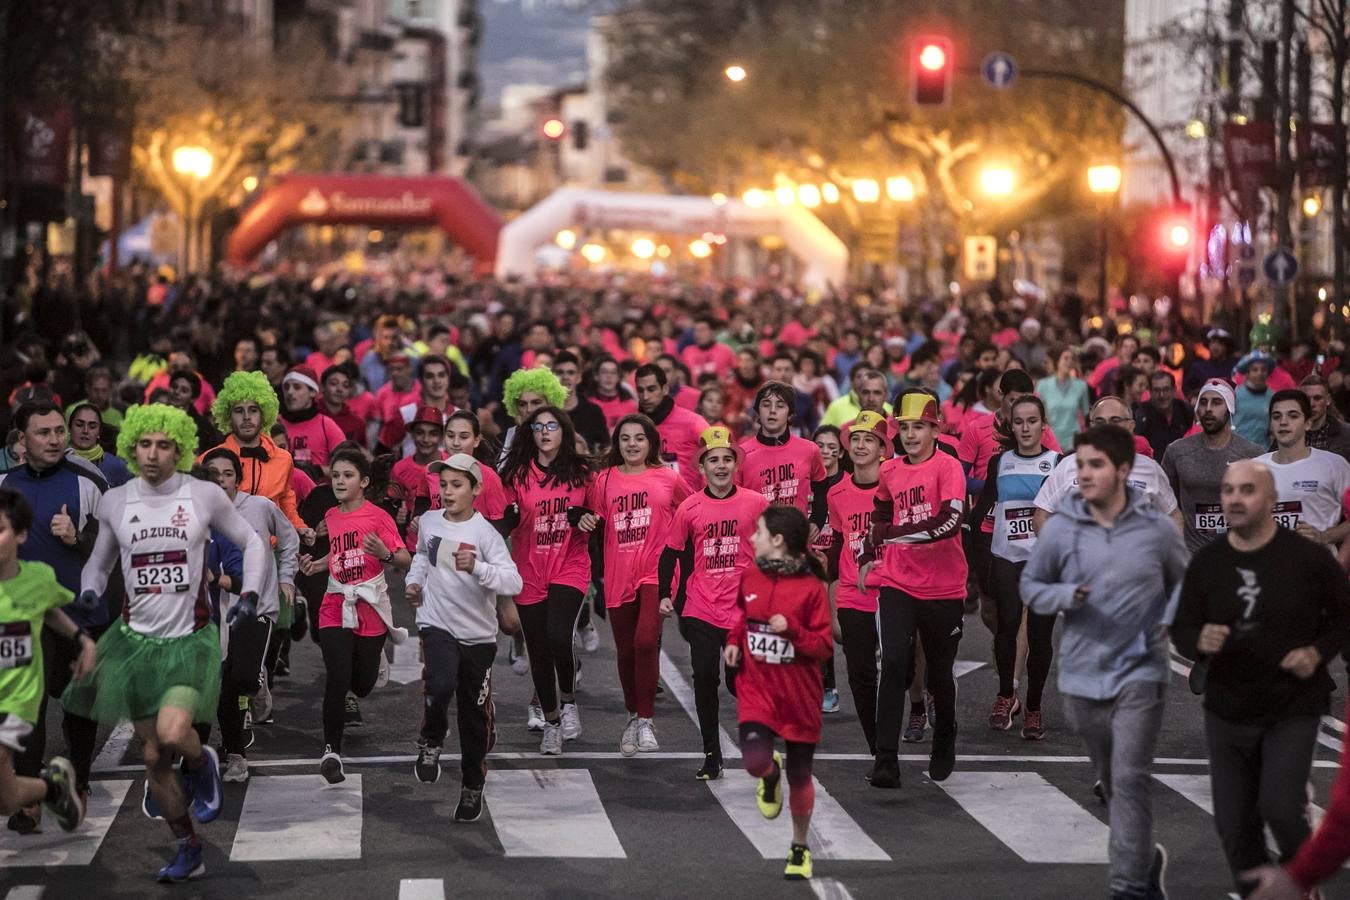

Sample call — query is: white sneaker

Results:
[636,717,659,753]
[222,753,249,783]
[249,679,273,725]
[526,703,546,732]
[619,714,639,757]
[509,640,529,676]
[577,622,600,654]
[560,702,582,741]
[539,722,563,756]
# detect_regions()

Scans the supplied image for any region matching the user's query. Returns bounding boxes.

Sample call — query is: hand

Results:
[767,614,789,634]
[227,592,259,627]
[280,583,295,605]
[832,612,842,645]
[363,533,390,559]
[1197,623,1231,655]
[299,554,321,576]
[453,548,476,573]
[70,634,96,680]
[1280,645,1322,679]
[405,583,423,608]
[1240,865,1305,900]
[1072,584,1091,607]
[722,644,741,668]
[659,597,674,618]
[51,504,77,546]
[299,527,316,546]
[856,562,871,595]
[1296,523,1325,542]
[396,504,409,526]
[73,590,101,613]
[577,512,600,533]
[315,520,329,540]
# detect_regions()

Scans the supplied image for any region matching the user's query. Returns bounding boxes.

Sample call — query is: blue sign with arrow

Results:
[982,53,1018,89]
[1263,248,1298,286]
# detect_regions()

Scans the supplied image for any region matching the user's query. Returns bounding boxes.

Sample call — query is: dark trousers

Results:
[419,627,497,789]
[838,607,879,755]
[217,616,273,756]
[318,626,386,753]
[876,589,963,753]
[740,721,816,817]
[516,585,585,717]
[17,624,106,790]
[990,556,1056,709]
[679,614,736,756]
[1204,710,1321,894]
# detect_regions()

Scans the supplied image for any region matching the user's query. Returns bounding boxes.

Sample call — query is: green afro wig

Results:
[212,370,280,435]
[117,404,198,475]
[502,367,567,421]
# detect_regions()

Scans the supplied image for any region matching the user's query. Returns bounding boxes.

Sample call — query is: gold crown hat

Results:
[844,410,892,458]
[698,424,742,463]
[895,392,941,425]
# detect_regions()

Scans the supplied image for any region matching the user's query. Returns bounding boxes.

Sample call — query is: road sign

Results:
[1263,248,1298,286]
[982,53,1018,89]
[964,235,997,280]
[1237,266,1257,288]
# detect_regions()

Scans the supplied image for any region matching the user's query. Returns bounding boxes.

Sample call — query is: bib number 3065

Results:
[0,622,33,669]
[746,625,795,664]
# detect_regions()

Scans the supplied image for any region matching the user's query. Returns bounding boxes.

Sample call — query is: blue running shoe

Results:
[142,768,188,820]
[156,838,205,883]
[185,746,223,823]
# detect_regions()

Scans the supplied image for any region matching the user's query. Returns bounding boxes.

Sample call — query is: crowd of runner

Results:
[6,263,1350,896]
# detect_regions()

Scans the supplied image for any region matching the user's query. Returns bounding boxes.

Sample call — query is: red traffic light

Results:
[1166,223,1192,249]
[541,118,566,141]
[911,36,952,106]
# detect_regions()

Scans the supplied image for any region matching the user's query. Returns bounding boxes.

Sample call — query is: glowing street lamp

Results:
[1303,195,1323,217]
[742,188,768,208]
[580,243,607,264]
[886,176,915,202]
[555,229,578,250]
[689,239,713,259]
[821,182,840,204]
[981,166,1015,197]
[852,179,880,203]
[775,186,795,206]
[1086,164,1123,307]
[724,64,747,83]
[241,175,259,192]
[1087,164,1122,196]
[631,238,656,259]
[172,145,214,180]
[710,192,728,205]
[797,184,822,208]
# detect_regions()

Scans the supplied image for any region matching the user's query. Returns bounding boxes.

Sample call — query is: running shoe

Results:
[1021,709,1045,741]
[577,622,600,654]
[526,702,546,732]
[7,805,40,834]
[902,710,927,743]
[620,714,640,757]
[289,597,308,642]
[636,718,659,753]
[695,752,722,781]
[821,688,840,714]
[414,742,442,784]
[185,746,223,823]
[929,726,957,782]
[156,838,205,883]
[41,757,82,832]
[560,702,582,741]
[141,769,187,819]
[655,682,665,696]
[454,787,484,823]
[344,693,363,727]
[251,679,274,725]
[756,751,783,820]
[222,753,249,783]
[540,722,563,756]
[1148,843,1169,899]
[868,753,900,790]
[509,637,529,676]
[987,694,1021,731]
[320,745,345,784]
[784,844,813,880]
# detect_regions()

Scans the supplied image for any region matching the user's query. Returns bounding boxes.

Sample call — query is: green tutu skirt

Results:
[63,621,221,723]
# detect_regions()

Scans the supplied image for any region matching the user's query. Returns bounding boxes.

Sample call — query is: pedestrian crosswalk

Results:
[0,764,1334,871]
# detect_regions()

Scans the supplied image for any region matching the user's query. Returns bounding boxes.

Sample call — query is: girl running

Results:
[300,447,411,784]
[498,406,595,755]
[811,424,846,715]
[586,414,690,755]
[724,506,833,881]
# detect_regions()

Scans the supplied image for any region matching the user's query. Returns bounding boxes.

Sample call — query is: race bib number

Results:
[1273,501,1303,531]
[1194,503,1228,534]
[746,622,795,664]
[1004,507,1036,541]
[0,622,33,669]
[131,549,190,595]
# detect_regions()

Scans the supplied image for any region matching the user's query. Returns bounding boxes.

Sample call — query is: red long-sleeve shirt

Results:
[727,565,833,744]
[1288,694,1350,888]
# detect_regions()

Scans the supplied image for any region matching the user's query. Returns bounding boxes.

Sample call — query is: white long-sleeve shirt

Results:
[408,510,522,644]
[221,490,299,618]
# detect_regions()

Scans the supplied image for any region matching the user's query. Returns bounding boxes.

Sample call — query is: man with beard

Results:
[1161,379,1263,553]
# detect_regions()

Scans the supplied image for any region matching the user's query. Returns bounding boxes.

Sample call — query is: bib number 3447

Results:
[746,624,795,664]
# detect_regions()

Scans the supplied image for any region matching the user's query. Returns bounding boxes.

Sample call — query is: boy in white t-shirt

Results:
[405,454,522,823]
[1258,390,1350,547]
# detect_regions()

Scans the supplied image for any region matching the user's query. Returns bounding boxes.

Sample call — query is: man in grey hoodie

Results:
[1021,424,1189,900]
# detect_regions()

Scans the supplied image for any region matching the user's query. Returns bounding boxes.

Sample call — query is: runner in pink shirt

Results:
[499,406,596,756]
[736,382,829,531]
[389,407,449,550]
[378,355,457,456]
[681,318,737,380]
[278,365,347,480]
[588,355,637,431]
[586,414,691,756]
[371,354,421,433]
[634,363,710,493]
[658,425,769,780]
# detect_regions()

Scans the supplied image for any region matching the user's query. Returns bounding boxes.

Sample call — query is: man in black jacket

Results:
[1172,459,1350,896]
[1134,371,1193,460]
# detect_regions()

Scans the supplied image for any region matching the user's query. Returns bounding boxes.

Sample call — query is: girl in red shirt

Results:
[586,414,690,756]
[499,406,595,756]
[724,506,833,882]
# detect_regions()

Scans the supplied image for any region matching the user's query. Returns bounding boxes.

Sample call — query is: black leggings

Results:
[218,615,273,755]
[837,607,879,755]
[15,625,105,790]
[319,627,386,753]
[680,614,737,756]
[739,721,816,817]
[990,556,1056,709]
[876,589,963,753]
[516,584,585,718]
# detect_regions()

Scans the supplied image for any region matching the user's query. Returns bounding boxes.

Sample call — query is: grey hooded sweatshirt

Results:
[1020,488,1189,701]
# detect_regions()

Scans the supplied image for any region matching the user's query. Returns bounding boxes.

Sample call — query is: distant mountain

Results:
[479,0,621,105]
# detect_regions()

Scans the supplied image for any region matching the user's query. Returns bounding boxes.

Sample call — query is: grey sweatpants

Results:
[1063,680,1166,897]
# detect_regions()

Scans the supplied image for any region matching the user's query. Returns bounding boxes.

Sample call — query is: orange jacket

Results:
[201,433,305,531]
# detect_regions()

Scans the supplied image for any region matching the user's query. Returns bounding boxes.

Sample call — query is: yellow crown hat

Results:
[698,425,741,462]
[896,392,941,425]
[845,410,893,457]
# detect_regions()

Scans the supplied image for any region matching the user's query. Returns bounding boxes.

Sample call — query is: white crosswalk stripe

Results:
[486,769,626,857]
[937,771,1111,863]
[706,770,889,860]
[230,774,364,862]
[0,781,131,868]
[397,878,445,900]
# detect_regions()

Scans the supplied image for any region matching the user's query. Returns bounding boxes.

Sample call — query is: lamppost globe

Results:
[172,145,213,180]
[981,166,1015,197]
[724,64,747,83]
[1087,164,1122,195]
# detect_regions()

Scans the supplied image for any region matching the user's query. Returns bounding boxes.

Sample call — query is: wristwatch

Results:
[382,550,395,564]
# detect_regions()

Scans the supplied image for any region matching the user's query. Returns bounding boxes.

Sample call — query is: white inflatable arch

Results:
[494,187,849,290]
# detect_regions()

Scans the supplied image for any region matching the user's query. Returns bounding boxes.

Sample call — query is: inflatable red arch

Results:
[226,174,502,274]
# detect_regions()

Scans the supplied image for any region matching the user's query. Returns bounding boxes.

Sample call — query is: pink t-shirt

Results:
[682,343,736,381]
[374,381,421,425]
[827,475,881,613]
[958,412,1061,533]
[873,452,969,599]
[282,413,347,473]
[737,435,827,514]
[505,463,593,605]
[592,393,638,432]
[666,486,769,629]
[291,467,316,504]
[319,501,403,636]
[674,384,701,410]
[655,405,711,493]
[347,391,378,424]
[588,466,691,607]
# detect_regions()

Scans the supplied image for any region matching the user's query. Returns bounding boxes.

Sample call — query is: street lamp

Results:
[774,186,795,206]
[580,243,606,264]
[555,229,578,250]
[797,184,822,208]
[1303,195,1323,217]
[981,166,1015,197]
[742,188,768,208]
[689,239,713,259]
[852,179,880,203]
[886,176,915,202]
[1087,164,1122,309]
[821,183,840,204]
[724,64,747,83]
[171,145,214,272]
[631,238,656,260]
[172,145,213,180]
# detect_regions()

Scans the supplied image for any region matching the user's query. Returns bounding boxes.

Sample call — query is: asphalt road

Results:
[3,587,1347,900]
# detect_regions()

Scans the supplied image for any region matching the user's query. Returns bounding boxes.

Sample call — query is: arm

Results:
[1313,550,1350,665]
[43,607,96,678]
[80,501,120,598]
[658,546,681,600]
[204,486,269,597]
[473,525,524,596]
[808,478,829,529]
[1283,695,1350,889]
[824,529,844,581]
[780,582,834,663]
[406,517,431,590]
[1018,519,1084,615]
[74,476,104,558]
[871,497,964,546]
[277,461,305,532]
[270,502,300,588]
[1168,562,1207,659]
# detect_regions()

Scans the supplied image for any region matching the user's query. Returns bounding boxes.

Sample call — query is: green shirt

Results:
[0,561,74,723]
